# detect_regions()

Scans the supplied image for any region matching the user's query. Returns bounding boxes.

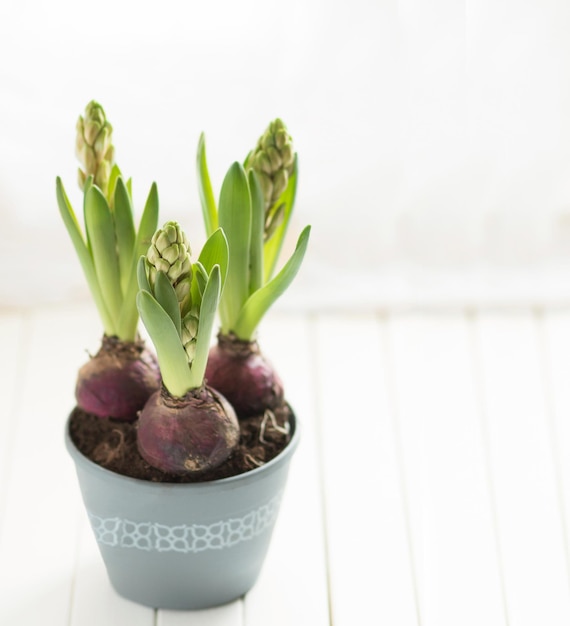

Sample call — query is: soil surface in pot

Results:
[69,403,293,483]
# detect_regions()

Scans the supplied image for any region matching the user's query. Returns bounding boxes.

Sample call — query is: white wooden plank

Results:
[158,602,242,626]
[537,311,570,580]
[387,312,505,626]
[0,313,26,525]
[244,314,330,626]
[70,517,155,626]
[0,304,100,626]
[315,313,418,626]
[473,311,570,625]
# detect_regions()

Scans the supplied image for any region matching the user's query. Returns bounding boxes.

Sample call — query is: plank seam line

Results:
[467,311,511,626]
[308,311,335,626]
[66,509,86,626]
[534,309,570,598]
[0,314,32,537]
[377,311,423,626]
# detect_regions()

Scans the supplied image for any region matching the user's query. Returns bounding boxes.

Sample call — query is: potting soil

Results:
[69,403,292,483]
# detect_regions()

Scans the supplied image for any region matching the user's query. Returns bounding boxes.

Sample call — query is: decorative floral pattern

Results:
[87,494,282,553]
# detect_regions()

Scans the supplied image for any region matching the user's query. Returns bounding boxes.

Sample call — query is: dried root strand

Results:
[244,453,264,468]
[93,428,126,465]
[259,409,290,444]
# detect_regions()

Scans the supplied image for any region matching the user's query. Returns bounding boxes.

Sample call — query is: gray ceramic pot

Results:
[65,413,299,610]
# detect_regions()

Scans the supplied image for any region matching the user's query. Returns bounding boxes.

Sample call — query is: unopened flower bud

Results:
[245,118,295,240]
[75,100,115,201]
[146,221,194,315]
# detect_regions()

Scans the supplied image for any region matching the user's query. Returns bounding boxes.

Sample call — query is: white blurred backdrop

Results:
[2,0,570,310]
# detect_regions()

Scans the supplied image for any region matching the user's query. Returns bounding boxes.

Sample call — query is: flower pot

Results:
[65,412,299,610]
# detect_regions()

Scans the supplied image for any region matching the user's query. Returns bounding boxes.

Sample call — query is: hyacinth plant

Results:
[56,101,161,420]
[197,119,310,418]
[135,221,240,474]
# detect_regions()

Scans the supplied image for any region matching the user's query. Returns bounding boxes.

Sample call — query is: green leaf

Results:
[134,183,160,258]
[107,164,122,205]
[263,154,298,282]
[196,133,218,237]
[113,178,136,294]
[136,256,151,293]
[234,225,311,340]
[137,290,194,397]
[195,262,209,299]
[248,170,264,295]
[84,185,124,325]
[188,265,221,388]
[197,228,229,292]
[218,162,252,333]
[116,183,160,340]
[190,263,203,313]
[55,177,114,335]
[82,174,94,196]
[154,270,182,337]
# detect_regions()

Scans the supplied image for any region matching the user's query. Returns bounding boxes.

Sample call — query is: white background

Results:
[2,0,570,310]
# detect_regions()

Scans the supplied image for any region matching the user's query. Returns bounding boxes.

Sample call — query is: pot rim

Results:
[65,408,299,491]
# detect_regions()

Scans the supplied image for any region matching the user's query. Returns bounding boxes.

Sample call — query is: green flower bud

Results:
[146,221,193,315]
[275,128,288,149]
[254,151,273,175]
[174,278,191,302]
[181,313,199,361]
[84,120,101,146]
[161,242,181,265]
[256,171,273,203]
[266,146,282,170]
[76,100,115,201]
[280,142,294,168]
[264,202,286,241]
[245,118,295,239]
[272,168,288,201]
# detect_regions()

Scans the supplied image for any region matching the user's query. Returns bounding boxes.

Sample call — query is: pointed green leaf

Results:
[194,262,209,300]
[84,185,123,325]
[55,177,114,335]
[82,174,94,196]
[107,164,122,205]
[189,265,221,388]
[113,177,136,293]
[136,256,151,293]
[197,228,229,292]
[234,225,310,339]
[154,270,182,336]
[218,162,251,333]
[248,170,264,295]
[190,264,202,314]
[263,154,298,282]
[134,183,159,259]
[116,183,160,341]
[197,133,218,237]
[137,290,193,397]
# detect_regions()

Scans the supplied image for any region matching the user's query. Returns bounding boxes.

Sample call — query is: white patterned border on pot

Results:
[87,494,282,553]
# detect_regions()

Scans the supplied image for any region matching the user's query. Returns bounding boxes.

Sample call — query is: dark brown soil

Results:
[68,403,293,483]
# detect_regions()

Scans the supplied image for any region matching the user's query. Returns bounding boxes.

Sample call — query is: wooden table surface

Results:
[2,303,570,625]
